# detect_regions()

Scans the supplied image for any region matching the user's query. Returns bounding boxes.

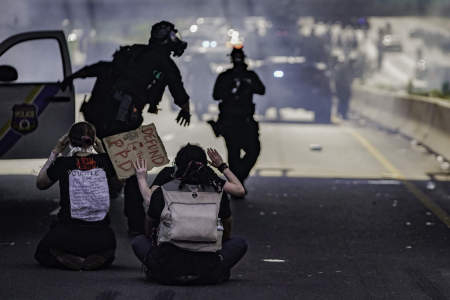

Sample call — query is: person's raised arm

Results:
[160,58,191,127]
[36,133,69,190]
[133,159,159,211]
[60,61,111,90]
[207,148,245,197]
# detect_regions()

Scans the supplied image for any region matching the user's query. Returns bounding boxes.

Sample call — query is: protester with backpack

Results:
[131,144,247,284]
[61,21,192,235]
[35,122,117,270]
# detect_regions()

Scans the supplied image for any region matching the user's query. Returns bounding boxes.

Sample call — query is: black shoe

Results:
[207,120,220,137]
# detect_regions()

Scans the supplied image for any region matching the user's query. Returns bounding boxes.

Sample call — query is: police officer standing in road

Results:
[61,21,191,235]
[334,57,355,120]
[208,46,265,196]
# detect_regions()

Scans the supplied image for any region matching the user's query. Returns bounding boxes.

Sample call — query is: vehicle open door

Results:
[0,31,74,159]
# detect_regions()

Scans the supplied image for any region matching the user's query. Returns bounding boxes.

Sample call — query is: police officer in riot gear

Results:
[61,20,191,234]
[209,47,265,195]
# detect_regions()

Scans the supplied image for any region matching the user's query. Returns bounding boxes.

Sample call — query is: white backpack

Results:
[157,180,223,252]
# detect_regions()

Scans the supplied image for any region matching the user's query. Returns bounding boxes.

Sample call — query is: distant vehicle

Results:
[316,16,370,30]
[0,31,75,159]
[255,57,332,123]
[380,34,403,52]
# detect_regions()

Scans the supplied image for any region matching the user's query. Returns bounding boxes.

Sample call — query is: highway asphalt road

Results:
[0,105,449,299]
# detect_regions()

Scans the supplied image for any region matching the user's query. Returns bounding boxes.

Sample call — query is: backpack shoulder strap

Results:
[161,179,222,206]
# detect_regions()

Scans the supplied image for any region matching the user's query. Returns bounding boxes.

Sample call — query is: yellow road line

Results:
[348,128,450,228]
[0,85,42,138]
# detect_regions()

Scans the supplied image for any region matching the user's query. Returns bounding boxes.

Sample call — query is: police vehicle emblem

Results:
[11,104,38,134]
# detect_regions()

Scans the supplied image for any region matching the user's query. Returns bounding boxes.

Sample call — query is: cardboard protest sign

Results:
[103,123,169,179]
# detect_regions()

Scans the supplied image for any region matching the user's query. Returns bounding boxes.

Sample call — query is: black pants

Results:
[337,95,350,119]
[221,119,260,183]
[35,222,116,269]
[132,235,248,284]
[124,175,145,234]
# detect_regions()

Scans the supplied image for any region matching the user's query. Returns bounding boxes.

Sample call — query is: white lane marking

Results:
[367,180,401,185]
[262,259,286,263]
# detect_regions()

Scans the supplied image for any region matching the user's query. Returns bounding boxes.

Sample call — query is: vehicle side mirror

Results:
[0,65,18,82]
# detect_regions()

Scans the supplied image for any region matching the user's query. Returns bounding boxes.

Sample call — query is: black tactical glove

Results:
[176,109,191,127]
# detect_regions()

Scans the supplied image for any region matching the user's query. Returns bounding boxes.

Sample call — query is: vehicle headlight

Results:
[273,70,284,78]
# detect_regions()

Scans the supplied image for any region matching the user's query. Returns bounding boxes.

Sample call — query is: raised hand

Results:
[53,133,70,154]
[133,158,148,179]
[207,148,224,168]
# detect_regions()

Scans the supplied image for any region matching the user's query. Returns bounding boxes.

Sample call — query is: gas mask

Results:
[230,47,246,66]
[168,30,187,57]
[150,21,188,57]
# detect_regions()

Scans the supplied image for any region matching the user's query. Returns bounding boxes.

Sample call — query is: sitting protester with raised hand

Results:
[131,144,247,285]
[35,121,117,270]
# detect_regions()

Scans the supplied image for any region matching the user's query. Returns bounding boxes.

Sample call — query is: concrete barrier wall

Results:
[350,85,450,160]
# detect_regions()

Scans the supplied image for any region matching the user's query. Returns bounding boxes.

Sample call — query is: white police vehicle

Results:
[0,31,75,159]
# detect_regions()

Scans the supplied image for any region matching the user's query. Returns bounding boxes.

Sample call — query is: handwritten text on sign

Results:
[103,123,169,179]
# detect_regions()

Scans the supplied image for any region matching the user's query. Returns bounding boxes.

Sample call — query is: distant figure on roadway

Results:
[334,58,354,120]
[35,121,117,270]
[208,46,265,196]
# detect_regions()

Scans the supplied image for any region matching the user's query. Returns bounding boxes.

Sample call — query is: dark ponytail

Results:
[69,121,96,148]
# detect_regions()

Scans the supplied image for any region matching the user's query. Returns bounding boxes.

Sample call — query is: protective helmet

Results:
[230,46,246,64]
[150,21,187,57]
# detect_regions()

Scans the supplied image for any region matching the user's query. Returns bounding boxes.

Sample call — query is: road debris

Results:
[426,182,436,190]
[309,144,322,151]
